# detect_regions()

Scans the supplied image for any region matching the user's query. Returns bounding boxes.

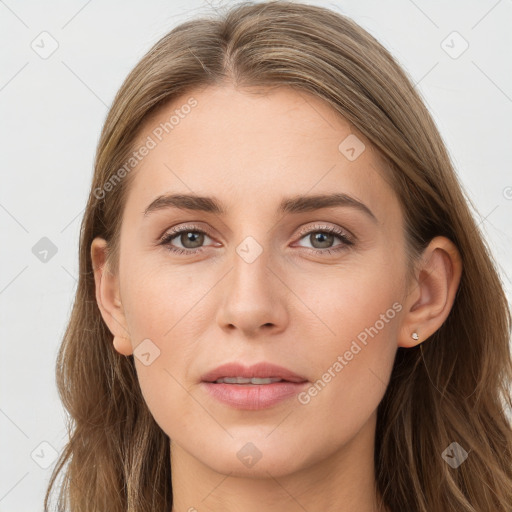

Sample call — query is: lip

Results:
[201,362,309,410]
[201,362,308,383]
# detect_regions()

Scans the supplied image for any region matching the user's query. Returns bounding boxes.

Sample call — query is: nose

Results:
[215,243,289,338]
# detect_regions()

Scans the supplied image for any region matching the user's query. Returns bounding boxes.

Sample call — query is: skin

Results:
[91,84,462,512]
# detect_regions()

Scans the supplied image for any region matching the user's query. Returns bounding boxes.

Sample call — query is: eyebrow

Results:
[143,192,378,223]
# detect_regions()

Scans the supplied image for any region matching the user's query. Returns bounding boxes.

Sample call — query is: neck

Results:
[170,411,387,512]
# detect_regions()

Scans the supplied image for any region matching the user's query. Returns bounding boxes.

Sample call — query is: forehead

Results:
[124,84,398,222]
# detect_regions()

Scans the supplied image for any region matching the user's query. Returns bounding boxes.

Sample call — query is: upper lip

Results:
[201,362,308,383]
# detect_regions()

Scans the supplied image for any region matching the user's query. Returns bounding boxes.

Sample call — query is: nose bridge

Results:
[226,205,287,291]
[215,230,288,334]
[221,206,274,279]
[230,233,273,302]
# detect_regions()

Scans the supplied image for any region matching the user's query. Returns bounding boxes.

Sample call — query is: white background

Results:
[1,0,511,510]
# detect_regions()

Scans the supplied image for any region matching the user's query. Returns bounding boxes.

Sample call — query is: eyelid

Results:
[158,222,216,242]
[159,222,353,244]
[295,222,354,241]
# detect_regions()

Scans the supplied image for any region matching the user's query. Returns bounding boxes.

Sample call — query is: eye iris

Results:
[181,231,204,249]
[311,232,334,249]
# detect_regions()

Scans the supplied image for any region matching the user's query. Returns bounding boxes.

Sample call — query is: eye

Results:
[159,225,215,255]
[159,223,355,256]
[294,224,354,255]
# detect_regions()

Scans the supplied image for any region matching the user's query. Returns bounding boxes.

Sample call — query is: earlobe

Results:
[113,335,134,356]
[91,237,132,355]
[398,236,462,348]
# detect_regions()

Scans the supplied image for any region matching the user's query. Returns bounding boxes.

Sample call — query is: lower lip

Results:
[201,381,309,410]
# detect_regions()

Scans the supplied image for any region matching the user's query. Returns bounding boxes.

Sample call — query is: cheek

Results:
[121,257,208,338]
[119,262,217,432]
[288,249,403,352]
[287,255,401,429]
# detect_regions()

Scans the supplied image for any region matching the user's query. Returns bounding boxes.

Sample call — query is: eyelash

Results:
[159,224,355,257]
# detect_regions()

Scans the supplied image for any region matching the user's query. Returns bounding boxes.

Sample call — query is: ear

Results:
[398,236,462,348]
[91,237,133,356]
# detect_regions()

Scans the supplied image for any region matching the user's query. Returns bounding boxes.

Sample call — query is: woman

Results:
[44,1,512,511]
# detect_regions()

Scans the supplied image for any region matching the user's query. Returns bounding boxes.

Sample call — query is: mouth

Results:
[200,362,309,410]
[201,361,308,384]
[212,377,293,384]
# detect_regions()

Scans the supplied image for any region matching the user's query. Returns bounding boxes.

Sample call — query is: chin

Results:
[205,452,301,479]
[196,435,312,478]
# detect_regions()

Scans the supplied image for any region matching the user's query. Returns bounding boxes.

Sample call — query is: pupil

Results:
[312,232,333,248]
[182,232,203,248]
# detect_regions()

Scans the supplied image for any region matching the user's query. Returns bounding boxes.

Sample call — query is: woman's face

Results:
[98,84,411,477]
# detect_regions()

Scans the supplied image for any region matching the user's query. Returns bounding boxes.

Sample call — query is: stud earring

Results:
[411,332,419,341]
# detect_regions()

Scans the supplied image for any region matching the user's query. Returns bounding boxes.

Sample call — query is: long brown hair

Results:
[44,1,512,510]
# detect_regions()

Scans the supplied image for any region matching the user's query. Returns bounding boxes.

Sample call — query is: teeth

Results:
[214,377,283,384]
